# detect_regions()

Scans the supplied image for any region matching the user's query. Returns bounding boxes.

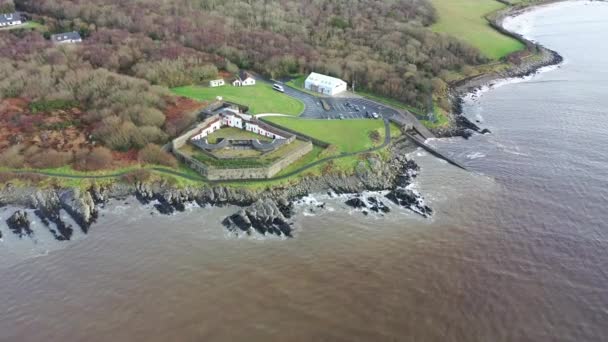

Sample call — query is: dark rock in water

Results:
[223,199,293,237]
[153,196,175,215]
[367,197,391,214]
[34,208,73,241]
[6,210,33,238]
[386,188,432,217]
[276,198,294,219]
[345,197,366,209]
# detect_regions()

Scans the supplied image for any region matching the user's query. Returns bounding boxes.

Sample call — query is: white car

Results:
[272,84,285,93]
[372,112,379,119]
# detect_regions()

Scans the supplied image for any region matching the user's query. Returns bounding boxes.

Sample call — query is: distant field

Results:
[265,117,386,153]
[430,0,525,60]
[171,83,304,116]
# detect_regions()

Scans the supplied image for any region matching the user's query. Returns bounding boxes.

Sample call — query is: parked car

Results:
[372,112,379,119]
[366,110,371,118]
[339,114,345,120]
[345,102,351,107]
[354,105,360,111]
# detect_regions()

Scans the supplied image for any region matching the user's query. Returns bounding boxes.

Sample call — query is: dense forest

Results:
[15,0,485,109]
[0,0,489,170]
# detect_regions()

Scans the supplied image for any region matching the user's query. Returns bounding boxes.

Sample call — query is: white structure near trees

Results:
[232,71,256,87]
[51,31,82,44]
[0,13,23,27]
[209,79,225,87]
[191,109,286,141]
[304,72,348,96]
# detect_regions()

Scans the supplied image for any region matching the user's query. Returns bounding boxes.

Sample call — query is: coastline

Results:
[0,0,569,240]
[1,137,431,239]
[436,0,567,138]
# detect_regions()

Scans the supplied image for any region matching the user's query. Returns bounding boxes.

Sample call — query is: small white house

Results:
[209,79,225,87]
[232,71,256,87]
[51,31,82,44]
[0,13,23,27]
[304,72,348,96]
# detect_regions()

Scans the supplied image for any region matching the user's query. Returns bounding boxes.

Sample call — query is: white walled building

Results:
[209,79,225,87]
[191,118,222,140]
[304,72,347,96]
[0,13,23,27]
[51,31,82,44]
[232,71,256,87]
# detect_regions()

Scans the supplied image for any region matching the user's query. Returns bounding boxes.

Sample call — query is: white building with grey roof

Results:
[51,31,82,44]
[0,12,23,27]
[304,72,347,96]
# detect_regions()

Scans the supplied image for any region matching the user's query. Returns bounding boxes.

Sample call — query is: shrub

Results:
[73,147,113,171]
[138,144,177,168]
[0,146,25,168]
[120,169,152,184]
[368,129,382,144]
[27,148,73,169]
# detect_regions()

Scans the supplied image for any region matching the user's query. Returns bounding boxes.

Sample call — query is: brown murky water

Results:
[1,2,608,341]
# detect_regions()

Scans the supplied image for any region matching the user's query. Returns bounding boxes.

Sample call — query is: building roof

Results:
[0,12,21,24]
[238,70,254,81]
[51,31,82,42]
[305,72,347,88]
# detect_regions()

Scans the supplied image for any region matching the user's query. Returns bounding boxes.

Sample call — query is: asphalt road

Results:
[281,85,399,120]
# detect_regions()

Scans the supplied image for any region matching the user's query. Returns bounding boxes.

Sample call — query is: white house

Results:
[304,72,347,96]
[51,31,82,44]
[232,71,256,87]
[0,13,23,27]
[209,79,225,87]
[191,118,222,140]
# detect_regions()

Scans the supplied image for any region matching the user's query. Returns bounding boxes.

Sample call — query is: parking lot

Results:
[280,85,399,120]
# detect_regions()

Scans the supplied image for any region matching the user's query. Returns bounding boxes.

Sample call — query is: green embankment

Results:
[171,83,304,116]
[430,0,525,60]
[264,117,387,153]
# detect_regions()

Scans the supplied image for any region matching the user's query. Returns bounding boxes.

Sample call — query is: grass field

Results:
[0,21,45,31]
[171,83,304,115]
[430,0,525,60]
[264,117,386,153]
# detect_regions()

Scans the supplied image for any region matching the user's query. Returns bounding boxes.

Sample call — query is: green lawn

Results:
[171,83,304,116]
[264,117,386,153]
[0,21,45,31]
[430,0,525,60]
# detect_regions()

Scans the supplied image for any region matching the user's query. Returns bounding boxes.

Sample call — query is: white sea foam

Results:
[466,152,486,160]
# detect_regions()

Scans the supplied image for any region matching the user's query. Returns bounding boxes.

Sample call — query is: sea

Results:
[1,1,607,341]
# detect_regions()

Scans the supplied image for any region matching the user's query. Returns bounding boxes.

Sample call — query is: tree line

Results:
[14,0,486,111]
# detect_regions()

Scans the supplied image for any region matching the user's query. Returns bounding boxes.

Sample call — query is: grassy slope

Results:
[430,0,525,60]
[171,83,304,115]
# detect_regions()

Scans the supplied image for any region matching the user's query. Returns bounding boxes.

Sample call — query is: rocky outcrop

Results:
[6,210,32,238]
[386,188,432,218]
[59,189,98,233]
[345,196,391,215]
[222,198,293,237]
[30,190,74,241]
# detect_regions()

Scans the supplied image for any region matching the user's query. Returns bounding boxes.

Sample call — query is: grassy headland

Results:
[430,0,525,60]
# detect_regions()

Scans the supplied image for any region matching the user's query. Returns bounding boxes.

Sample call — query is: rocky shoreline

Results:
[435,1,565,139]
[1,137,427,240]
